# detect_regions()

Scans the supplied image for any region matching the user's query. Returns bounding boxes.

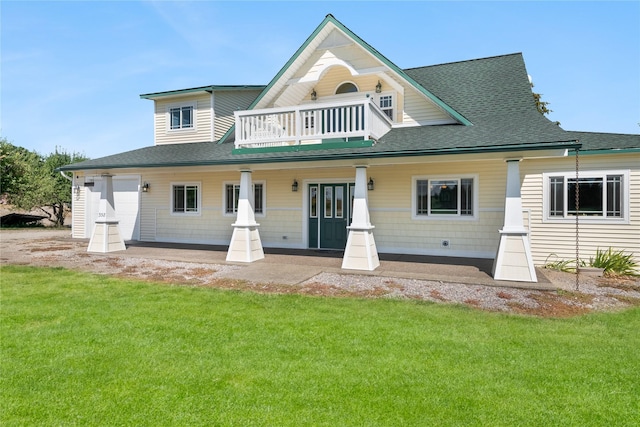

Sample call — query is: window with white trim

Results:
[378,94,394,120]
[413,176,476,219]
[224,182,265,215]
[171,183,200,214]
[168,104,194,130]
[545,171,628,221]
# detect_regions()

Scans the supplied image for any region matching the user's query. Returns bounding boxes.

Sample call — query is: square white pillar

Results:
[492,160,537,282]
[342,166,379,271]
[88,174,126,253]
[226,170,264,262]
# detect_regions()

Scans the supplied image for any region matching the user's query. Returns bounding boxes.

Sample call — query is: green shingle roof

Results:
[60,53,637,172]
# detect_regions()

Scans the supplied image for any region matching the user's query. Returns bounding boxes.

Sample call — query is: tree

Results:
[0,140,88,226]
[531,82,560,126]
[0,138,40,197]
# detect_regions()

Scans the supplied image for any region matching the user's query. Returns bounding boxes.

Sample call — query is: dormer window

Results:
[169,104,194,130]
[335,82,358,94]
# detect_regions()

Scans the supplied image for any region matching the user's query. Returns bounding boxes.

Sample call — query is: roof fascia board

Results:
[569,148,640,156]
[141,85,265,100]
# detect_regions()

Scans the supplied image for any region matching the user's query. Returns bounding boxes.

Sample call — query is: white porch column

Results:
[87,174,126,253]
[492,160,537,282]
[226,170,265,262]
[342,166,380,271]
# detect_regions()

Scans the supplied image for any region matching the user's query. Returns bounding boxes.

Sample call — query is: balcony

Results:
[234,98,393,149]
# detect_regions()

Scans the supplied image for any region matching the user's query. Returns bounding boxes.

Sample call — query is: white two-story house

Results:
[60,14,640,281]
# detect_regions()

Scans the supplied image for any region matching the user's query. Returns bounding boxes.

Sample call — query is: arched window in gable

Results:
[335,82,358,95]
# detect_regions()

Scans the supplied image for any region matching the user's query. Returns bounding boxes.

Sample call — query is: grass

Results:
[2,265,639,426]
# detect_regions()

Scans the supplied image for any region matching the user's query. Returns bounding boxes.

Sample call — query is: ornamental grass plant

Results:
[2,265,639,426]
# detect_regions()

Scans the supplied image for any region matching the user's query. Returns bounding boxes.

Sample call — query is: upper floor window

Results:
[412,175,477,220]
[171,182,200,215]
[335,82,358,94]
[224,182,265,215]
[545,171,628,222]
[169,104,194,130]
[378,94,394,120]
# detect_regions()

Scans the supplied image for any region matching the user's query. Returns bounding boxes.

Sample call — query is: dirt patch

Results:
[2,229,639,318]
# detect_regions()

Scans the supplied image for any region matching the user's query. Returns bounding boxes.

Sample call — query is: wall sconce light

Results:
[375,80,382,93]
[310,89,317,101]
[142,182,150,192]
[367,178,375,191]
[73,185,80,195]
[292,179,299,192]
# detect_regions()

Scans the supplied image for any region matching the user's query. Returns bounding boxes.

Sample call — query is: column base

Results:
[226,225,264,263]
[342,227,379,271]
[88,221,126,253]
[492,231,537,282]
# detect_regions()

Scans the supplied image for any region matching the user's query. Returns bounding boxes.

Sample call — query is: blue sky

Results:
[2,1,639,159]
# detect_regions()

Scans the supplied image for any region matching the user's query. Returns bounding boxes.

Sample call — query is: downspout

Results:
[60,171,73,182]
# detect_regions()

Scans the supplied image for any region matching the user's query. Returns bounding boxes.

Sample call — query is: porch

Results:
[112,240,554,290]
[234,98,393,149]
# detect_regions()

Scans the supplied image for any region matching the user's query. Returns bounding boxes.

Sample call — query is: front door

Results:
[308,183,350,250]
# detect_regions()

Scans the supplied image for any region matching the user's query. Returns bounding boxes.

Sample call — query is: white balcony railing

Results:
[234,98,393,149]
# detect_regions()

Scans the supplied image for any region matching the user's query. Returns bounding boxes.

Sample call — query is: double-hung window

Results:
[413,176,476,219]
[169,104,194,130]
[172,183,200,215]
[545,171,628,221]
[378,95,394,120]
[224,182,265,215]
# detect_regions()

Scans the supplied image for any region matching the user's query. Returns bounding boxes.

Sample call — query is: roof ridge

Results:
[404,52,523,72]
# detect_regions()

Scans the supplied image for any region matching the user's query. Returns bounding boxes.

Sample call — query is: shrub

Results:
[544,254,576,273]
[590,248,638,277]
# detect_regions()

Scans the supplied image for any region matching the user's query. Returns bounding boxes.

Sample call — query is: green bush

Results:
[590,247,638,276]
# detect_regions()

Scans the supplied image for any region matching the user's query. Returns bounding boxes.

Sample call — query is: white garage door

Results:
[86,176,140,241]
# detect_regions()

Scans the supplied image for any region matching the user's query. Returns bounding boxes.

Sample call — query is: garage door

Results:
[86,176,140,241]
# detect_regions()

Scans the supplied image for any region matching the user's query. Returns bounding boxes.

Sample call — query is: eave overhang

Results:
[57,141,581,172]
[140,85,266,100]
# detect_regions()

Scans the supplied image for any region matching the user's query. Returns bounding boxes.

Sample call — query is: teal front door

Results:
[308,183,350,250]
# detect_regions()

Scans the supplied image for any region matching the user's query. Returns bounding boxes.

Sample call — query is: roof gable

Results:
[218,14,469,144]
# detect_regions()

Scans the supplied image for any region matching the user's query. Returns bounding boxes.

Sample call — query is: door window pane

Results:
[335,186,344,218]
[310,186,318,218]
[324,187,333,218]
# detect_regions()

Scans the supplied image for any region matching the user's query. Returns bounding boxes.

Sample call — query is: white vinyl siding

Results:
[213,90,262,140]
[153,94,211,145]
[522,153,640,268]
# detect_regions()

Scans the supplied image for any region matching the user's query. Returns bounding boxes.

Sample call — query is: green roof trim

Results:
[57,140,581,172]
[232,139,373,155]
[140,85,265,100]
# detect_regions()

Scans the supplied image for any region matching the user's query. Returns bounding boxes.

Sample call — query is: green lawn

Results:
[1,265,638,426]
